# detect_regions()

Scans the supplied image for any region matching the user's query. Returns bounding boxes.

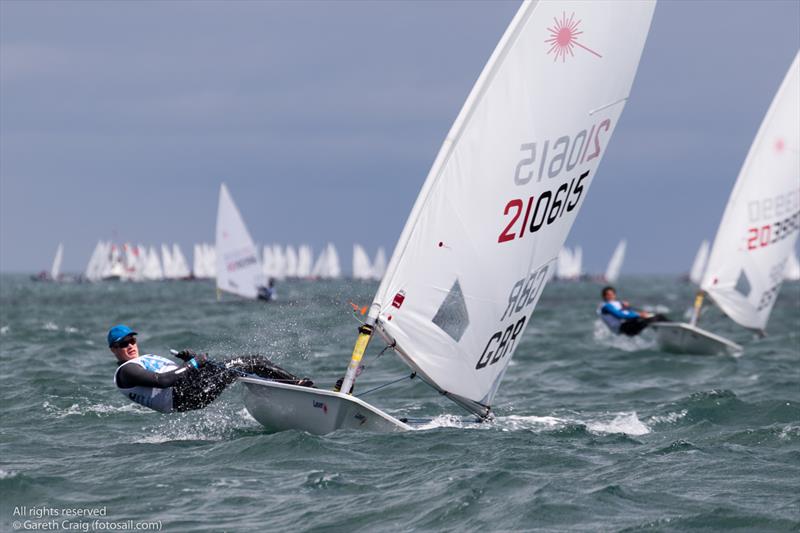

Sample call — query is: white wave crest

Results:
[593,320,656,352]
[587,412,650,436]
[43,401,145,418]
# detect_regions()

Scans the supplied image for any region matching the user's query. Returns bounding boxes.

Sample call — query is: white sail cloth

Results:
[701,51,800,331]
[604,240,626,283]
[367,0,656,414]
[215,183,262,299]
[689,240,710,286]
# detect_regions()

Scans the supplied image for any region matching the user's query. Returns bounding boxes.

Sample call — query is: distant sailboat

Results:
[241,0,656,433]
[352,244,373,280]
[371,247,387,280]
[51,243,64,280]
[285,246,299,278]
[653,51,800,355]
[297,245,313,278]
[215,183,263,299]
[604,239,626,283]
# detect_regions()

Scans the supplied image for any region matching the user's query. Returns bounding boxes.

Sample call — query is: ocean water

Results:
[1,274,798,532]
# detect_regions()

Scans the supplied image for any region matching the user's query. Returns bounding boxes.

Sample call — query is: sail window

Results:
[432,280,470,342]
[734,270,751,298]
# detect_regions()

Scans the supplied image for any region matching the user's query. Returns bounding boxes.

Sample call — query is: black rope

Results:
[355,372,416,398]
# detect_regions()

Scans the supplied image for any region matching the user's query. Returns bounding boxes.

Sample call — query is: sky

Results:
[1,0,799,274]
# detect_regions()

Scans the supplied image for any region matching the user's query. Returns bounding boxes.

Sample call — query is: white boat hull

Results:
[241,377,412,435]
[651,322,742,356]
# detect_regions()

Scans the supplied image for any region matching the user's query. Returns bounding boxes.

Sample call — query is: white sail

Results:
[50,243,64,280]
[700,51,800,331]
[215,183,262,298]
[143,246,164,280]
[161,244,175,279]
[285,245,299,278]
[311,246,327,278]
[688,240,710,285]
[363,0,656,415]
[325,243,341,279]
[171,244,191,278]
[85,241,103,281]
[353,244,373,280]
[262,245,274,279]
[103,243,125,280]
[371,247,387,280]
[272,245,286,280]
[297,245,313,277]
[604,239,626,283]
[785,251,800,281]
[556,247,573,279]
[572,245,583,278]
[204,243,216,278]
[193,244,206,278]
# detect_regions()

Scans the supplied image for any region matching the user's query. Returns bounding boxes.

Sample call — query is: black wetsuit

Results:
[618,314,671,336]
[115,355,311,412]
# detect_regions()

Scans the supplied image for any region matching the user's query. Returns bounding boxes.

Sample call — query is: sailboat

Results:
[604,239,626,283]
[215,183,263,299]
[371,247,387,280]
[34,243,65,281]
[352,244,373,280]
[241,0,656,433]
[652,51,800,356]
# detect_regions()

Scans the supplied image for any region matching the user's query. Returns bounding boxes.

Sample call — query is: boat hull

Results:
[241,377,412,434]
[651,322,742,356]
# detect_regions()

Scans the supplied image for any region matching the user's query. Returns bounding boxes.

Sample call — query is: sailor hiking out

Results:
[598,286,670,336]
[108,324,313,413]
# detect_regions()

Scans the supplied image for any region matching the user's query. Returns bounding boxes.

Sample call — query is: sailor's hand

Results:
[188,353,209,369]
[175,349,196,362]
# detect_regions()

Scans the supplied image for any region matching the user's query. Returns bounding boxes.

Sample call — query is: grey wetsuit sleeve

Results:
[116,363,192,389]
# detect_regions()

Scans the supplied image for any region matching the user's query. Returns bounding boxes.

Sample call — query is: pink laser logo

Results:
[545,12,601,62]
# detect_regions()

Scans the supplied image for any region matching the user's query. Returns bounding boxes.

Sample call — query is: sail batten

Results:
[366,0,656,411]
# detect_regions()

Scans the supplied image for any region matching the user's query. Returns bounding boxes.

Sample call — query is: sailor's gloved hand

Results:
[188,353,209,369]
[175,349,196,362]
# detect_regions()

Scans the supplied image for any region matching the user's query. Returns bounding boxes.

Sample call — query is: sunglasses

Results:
[113,337,137,349]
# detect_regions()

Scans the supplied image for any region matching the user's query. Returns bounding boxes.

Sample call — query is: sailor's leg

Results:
[620,318,648,336]
[172,366,238,411]
[224,355,314,386]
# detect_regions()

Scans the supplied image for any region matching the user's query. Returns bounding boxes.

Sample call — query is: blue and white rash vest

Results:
[114,354,180,413]
[597,300,640,334]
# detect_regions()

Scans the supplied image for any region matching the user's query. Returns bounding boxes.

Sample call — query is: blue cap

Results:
[108,324,137,347]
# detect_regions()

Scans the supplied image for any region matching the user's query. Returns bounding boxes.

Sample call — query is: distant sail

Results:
[371,247,387,280]
[50,243,63,280]
[285,245,299,278]
[688,240,709,285]
[701,51,800,331]
[297,245,313,277]
[215,183,262,299]
[353,244,372,280]
[604,239,626,283]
